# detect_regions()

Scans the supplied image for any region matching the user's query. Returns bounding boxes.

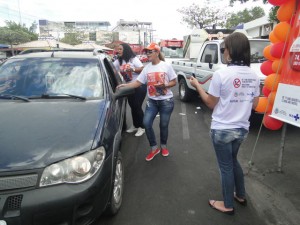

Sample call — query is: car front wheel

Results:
[105,151,124,216]
[179,78,194,102]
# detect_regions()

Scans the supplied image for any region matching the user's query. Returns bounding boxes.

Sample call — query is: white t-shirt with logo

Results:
[208,65,260,130]
[113,57,143,82]
[137,61,177,100]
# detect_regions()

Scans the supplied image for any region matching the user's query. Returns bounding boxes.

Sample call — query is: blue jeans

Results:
[143,98,174,148]
[210,128,248,208]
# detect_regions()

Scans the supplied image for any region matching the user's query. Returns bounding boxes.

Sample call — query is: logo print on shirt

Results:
[233,78,241,88]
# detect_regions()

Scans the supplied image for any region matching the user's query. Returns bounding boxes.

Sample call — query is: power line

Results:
[0,2,40,26]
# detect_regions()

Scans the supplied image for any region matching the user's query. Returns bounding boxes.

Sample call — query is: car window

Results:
[0,58,104,98]
[249,40,270,63]
[200,44,218,64]
[103,58,120,93]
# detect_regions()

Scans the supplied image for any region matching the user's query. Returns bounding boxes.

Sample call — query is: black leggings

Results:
[127,84,147,128]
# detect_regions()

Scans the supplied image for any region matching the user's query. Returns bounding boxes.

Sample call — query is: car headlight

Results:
[39,147,106,187]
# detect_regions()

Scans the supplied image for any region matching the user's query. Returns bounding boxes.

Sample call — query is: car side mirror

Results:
[113,86,135,101]
[204,54,214,69]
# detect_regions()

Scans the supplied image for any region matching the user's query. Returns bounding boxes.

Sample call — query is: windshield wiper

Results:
[0,94,30,102]
[40,93,86,100]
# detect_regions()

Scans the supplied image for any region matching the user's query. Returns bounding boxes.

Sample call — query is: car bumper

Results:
[0,154,113,225]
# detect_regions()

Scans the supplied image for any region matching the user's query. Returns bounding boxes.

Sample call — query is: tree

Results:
[230,0,252,4]
[29,21,38,34]
[0,27,32,44]
[229,0,279,23]
[4,21,38,41]
[0,27,31,55]
[0,21,38,55]
[177,3,229,29]
[60,33,81,45]
[60,28,88,45]
[225,6,265,29]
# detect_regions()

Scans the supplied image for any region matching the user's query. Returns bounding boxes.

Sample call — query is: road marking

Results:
[180,102,190,140]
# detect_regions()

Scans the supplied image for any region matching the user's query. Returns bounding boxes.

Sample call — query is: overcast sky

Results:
[0,0,272,40]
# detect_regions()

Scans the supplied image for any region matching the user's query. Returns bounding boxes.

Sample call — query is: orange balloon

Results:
[272,59,284,74]
[268,91,277,105]
[262,86,272,97]
[273,22,291,42]
[263,112,283,130]
[263,45,277,61]
[264,73,281,91]
[268,0,289,5]
[270,42,287,58]
[269,31,281,43]
[277,0,296,22]
[255,97,273,113]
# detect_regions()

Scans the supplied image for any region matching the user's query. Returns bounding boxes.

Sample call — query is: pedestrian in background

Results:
[190,32,260,215]
[114,43,146,137]
[117,43,177,161]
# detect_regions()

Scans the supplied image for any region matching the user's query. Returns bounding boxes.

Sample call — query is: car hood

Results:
[0,100,106,172]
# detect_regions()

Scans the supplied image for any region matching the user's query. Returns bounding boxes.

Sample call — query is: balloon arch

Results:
[255,0,297,130]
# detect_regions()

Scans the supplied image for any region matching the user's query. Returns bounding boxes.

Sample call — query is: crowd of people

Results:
[116,32,260,215]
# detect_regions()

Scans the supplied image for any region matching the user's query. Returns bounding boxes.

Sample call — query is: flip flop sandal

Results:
[208,200,235,215]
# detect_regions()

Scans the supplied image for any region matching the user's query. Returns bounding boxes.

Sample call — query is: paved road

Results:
[97,87,300,225]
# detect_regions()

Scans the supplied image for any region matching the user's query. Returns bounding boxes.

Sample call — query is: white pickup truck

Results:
[172,39,270,102]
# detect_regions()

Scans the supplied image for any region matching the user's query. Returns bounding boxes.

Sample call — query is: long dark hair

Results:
[118,43,136,65]
[224,32,251,67]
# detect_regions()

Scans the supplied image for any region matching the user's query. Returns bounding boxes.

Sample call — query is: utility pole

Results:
[17,0,22,25]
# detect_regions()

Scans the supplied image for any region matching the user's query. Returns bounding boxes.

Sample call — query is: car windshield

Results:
[0,57,104,98]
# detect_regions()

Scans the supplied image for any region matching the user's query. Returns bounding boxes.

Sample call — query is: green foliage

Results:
[268,6,279,23]
[229,0,279,23]
[178,1,279,30]
[230,0,251,4]
[0,20,38,47]
[0,27,31,46]
[177,3,229,29]
[59,26,89,45]
[225,6,265,29]
[60,32,86,45]
[1,21,38,42]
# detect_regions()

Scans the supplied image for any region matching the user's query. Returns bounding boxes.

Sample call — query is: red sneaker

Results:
[145,149,160,161]
[161,148,169,157]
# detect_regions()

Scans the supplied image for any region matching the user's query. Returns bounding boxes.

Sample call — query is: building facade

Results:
[38,19,154,47]
[38,20,112,44]
[112,20,154,47]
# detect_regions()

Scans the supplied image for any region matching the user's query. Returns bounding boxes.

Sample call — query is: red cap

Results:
[143,43,160,52]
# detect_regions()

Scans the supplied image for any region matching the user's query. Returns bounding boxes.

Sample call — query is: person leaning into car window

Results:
[117,43,177,162]
[190,32,260,215]
[113,43,146,137]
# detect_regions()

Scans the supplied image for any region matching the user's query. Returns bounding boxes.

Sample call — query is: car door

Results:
[103,57,125,131]
[194,43,219,91]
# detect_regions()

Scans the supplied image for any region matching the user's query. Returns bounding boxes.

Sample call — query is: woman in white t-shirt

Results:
[114,43,146,137]
[190,32,260,215]
[117,43,177,162]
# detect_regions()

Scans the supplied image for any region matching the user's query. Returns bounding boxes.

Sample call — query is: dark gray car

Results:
[0,50,133,225]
